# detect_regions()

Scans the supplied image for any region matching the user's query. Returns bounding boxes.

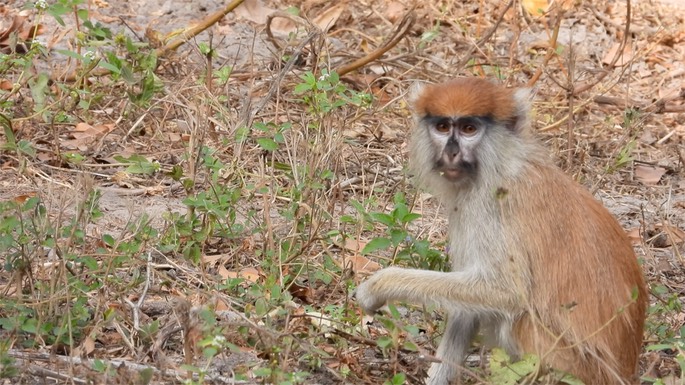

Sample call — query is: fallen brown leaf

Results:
[384,1,406,23]
[343,255,382,276]
[0,10,42,54]
[656,223,685,247]
[635,164,666,185]
[0,79,12,90]
[334,237,365,253]
[212,296,232,312]
[312,4,343,33]
[12,192,36,204]
[626,227,642,245]
[235,0,277,25]
[288,281,314,304]
[63,122,116,150]
[222,267,262,283]
[521,0,550,16]
[602,42,634,67]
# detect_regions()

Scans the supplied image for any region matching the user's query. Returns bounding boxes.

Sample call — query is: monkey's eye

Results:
[460,124,478,136]
[435,121,450,133]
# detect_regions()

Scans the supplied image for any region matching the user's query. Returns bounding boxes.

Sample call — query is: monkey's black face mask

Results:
[424,115,487,182]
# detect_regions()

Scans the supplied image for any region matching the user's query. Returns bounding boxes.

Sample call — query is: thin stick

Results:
[565,41,576,167]
[334,10,416,76]
[456,0,515,70]
[572,0,631,96]
[155,0,245,58]
[526,10,562,88]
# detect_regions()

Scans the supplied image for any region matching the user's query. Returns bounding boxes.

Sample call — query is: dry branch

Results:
[526,11,562,88]
[572,0,631,96]
[594,91,685,113]
[239,30,322,130]
[155,0,245,57]
[265,11,312,51]
[456,0,515,70]
[334,10,416,76]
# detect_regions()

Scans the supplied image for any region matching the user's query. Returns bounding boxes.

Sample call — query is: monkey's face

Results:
[409,78,530,190]
[422,115,490,182]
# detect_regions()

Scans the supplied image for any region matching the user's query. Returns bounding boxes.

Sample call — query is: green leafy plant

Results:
[293,69,371,115]
[609,139,636,172]
[355,192,447,271]
[112,154,160,175]
[0,115,36,160]
[419,21,441,49]
[642,284,685,384]
[179,309,243,385]
[384,372,407,385]
[0,195,98,348]
[374,305,421,355]
[0,342,18,378]
[253,121,290,152]
[489,348,540,385]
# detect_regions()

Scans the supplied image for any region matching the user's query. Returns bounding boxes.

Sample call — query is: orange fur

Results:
[508,163,647,384]
[412,78,519,123]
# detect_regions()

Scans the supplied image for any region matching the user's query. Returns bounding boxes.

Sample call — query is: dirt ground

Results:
[1,0,685,384]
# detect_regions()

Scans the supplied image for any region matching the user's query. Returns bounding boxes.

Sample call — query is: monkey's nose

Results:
[444,140,460,161]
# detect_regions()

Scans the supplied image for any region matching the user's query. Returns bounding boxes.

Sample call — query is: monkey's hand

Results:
[355,279,385,315]
[354,269,394,314]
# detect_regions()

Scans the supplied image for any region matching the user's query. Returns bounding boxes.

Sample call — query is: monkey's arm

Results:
[355,266,526,314]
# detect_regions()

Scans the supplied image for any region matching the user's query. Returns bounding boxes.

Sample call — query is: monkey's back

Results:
[507,161,647,384]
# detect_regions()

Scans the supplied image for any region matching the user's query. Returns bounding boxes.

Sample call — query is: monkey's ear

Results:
[510,88,533,133]
[407,81,427,112]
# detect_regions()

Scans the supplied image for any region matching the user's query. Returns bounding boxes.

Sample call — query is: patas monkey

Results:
[355,78,647,385]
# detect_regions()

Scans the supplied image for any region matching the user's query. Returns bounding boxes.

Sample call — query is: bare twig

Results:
[8,349,251,384]
[334,10,416,76]
[456,0,515,70]
[565,41,576,167]
[240,30,322,131]
[60,0,244,81]
[538,96,596,132]
[124,252,153,331]
[594,90,685,113]
[572,0,631,95]
[27,364,88,385]
[265,11,312,52]
[155,0,245,58]
[526,9,563,88]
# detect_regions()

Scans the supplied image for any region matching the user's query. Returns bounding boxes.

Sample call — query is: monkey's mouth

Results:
[438,168,462,181]
[436,161,476,181]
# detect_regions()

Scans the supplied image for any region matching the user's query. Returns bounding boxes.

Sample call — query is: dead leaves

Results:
[628,223,685,248]
[63,122,116,150]
[521,0,573,17]
[602,42,634,67]
[521,0,551,16]
[0,7,43,54]
[653,223,685,248]
[635,164,667,185]
[235,0,343,36]
[331,237,382,276]
[312,4,344,34]
[234,0,276,25]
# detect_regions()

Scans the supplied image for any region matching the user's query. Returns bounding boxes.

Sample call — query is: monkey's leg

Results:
[426,311,479,385]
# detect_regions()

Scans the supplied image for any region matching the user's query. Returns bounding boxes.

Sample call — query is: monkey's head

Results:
[408,78,535,195]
